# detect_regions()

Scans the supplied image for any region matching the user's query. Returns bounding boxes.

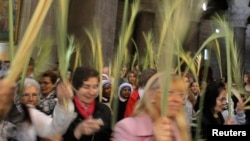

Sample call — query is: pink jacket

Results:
[113,114,182,141]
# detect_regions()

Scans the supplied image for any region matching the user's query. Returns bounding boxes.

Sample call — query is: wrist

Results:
[74,127,82,140]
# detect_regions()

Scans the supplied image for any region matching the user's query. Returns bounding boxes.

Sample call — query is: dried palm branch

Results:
[85,21,103,73]
[176,48,199,83]
[230,41,244,93]
[131,39,139,70]
[8,0,14,61]
[18,51,32,97]
[212,39,223,79]
[156,0,203,119]
[6,0,53,83]
[55,0,71,112]
[213,14,234,118]
[244,106,250,110]
[131,52,138,70]
[33,33,54,81]
[142,31,155,69]
[195,53,203,79]
[85,21,103,102]
[110,0,140,128]
[184,32,225,76]
[55,0,70,83]
[73,41,83,73]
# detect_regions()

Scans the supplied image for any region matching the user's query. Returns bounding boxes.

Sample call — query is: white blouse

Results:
[16,101,76,141]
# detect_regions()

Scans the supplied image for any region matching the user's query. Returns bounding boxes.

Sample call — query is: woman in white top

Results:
[1,78,76,141]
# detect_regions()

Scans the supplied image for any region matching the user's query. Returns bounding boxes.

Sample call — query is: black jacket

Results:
[201,111,224,139]
[63,102,112,141]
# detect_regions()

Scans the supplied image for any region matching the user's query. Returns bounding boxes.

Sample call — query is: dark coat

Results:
[201,111,224,139]
[63,102,112,141]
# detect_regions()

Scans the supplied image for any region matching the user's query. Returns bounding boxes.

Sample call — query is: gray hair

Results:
[23,78,40,92]
[14,77,41,109]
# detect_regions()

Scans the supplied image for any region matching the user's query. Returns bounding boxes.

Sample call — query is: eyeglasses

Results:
[22,93,38,98]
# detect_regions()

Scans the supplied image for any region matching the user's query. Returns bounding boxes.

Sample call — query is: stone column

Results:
[68,0,118,67]
[133,11,155,60]
[227,0,250,73]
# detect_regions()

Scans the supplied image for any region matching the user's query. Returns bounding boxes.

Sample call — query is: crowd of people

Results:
[0,59,250,141]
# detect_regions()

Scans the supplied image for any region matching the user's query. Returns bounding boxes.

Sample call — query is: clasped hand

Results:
[74,118,104,139]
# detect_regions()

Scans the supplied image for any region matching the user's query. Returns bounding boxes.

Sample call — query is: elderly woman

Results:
[20,78,40,106]
[113,73,191,141]
[1,78,75,141]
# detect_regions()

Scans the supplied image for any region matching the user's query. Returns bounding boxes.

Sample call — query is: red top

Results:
[124,89,140,118]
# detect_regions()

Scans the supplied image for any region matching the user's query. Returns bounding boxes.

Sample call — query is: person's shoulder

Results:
[129,90,139,100]
[115,116,137,129]
[96,102,111,112]
[115,114,153,136]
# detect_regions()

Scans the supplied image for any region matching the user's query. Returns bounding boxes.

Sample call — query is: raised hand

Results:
[153,117,174,141]
[56,81,73,109]
[74,118,104,139]
[236,100,244,112]
[224,118,234,125]
[0,79,15,121]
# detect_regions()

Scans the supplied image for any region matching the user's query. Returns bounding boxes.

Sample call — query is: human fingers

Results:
[153,117,173,141]
[56,82,73,106]
[85,119,103,131]
[0,79,15,121]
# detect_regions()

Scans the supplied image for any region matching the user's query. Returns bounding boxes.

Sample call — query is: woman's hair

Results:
[137,68,157,88]
[126,70,138,82]
[23,78,40,93]
[132,72,191,141]
[23,78,41,103]
[188,82,201,106]
[16,78,41,101]
[202,81,226,114]
[72,66,100,90]
[42,70,58,84]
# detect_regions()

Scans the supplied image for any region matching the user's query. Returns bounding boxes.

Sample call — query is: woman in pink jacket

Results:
[113,73,191,141]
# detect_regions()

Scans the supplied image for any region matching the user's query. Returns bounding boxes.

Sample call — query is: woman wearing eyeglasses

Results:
[1,77,75,141]
[200,81,234,139]
[113,73,191,141]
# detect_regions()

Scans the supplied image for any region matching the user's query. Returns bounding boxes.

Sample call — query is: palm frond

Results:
[212,39,223,78]
[6,0,53,83]
[73,40,84,73]
[110,0,140,128]
[8,0,14,61]
[33,34,54,81]
[131,39,139,69]
[142,31,155,69]
[56,0,70,83]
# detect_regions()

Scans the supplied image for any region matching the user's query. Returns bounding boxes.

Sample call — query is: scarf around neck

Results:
[74,95,95,119]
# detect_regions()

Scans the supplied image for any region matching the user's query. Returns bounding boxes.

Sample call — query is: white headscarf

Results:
[102,74,110,80]
[118,83,133,102]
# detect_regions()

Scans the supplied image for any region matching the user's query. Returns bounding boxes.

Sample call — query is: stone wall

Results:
[14,0,250,77]
[68,0,118,67]
[18,0,57,66]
